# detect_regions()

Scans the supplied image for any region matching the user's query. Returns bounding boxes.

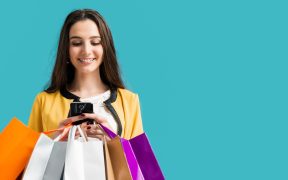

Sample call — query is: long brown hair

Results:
[45,9,125,93]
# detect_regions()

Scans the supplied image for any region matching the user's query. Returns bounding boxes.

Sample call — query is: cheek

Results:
[69,46,80,58]
[95,47,104,58]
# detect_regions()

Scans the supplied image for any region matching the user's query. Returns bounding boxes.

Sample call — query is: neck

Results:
[68,71,109,98]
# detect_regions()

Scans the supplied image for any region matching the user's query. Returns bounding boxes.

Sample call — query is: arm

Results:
[130,94,144,139]
[28,93,43,132]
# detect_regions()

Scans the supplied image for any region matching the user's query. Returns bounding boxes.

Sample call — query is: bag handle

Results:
[64,123,116,142]
[42,123,114,142]
[41,124,72,142]
[99,124,117,139]
[77,125,88,142]
[53,126,71,142]
[67,125,88,142]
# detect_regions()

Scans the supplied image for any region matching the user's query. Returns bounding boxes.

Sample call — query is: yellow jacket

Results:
[28,88,143,139]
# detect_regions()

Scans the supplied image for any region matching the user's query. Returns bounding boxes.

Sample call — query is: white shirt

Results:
[79,90,117,132]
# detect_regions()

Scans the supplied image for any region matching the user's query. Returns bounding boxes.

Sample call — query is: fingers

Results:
[59,124,111,141]
[80,123,89,129]
[60,115,86,126]
[85,124,109,140]
[58,113,114,141]
[80,113,114,133]
[81,113,106,124]
[56,127,80,141]
[86,125,104,136]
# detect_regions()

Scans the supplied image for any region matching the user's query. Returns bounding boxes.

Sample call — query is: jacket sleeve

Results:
[28,93,43,132]
[130,94,144,138]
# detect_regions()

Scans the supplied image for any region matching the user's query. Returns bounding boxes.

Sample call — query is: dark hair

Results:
[45,9,125,93]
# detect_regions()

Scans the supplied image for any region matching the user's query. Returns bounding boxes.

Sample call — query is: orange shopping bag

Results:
[0,117,40,180]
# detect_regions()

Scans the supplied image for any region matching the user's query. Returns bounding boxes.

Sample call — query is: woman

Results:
[28,9,143,140]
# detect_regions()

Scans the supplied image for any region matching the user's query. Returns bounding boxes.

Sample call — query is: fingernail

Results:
[80,113,85,117]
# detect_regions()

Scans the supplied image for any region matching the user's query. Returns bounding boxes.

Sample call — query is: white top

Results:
[79,90,117,132]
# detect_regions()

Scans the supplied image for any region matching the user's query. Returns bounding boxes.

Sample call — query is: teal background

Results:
[0,0,287,179]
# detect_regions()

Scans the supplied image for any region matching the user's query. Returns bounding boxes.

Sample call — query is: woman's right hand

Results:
[53,115,85,141]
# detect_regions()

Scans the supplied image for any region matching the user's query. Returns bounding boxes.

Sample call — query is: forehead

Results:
[69,19,100,38]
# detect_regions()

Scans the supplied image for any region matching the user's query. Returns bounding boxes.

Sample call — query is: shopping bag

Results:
[42,126,70,180]
[42,141,67,180]
[129,134,164,180]
[121,138,144,180]
[22,134,54,180]
[100,125,165,180]
[22,125,71,180]
[0,117,40,180]
[102,127,143,180]
[103,138,115,180]
[64,125,106,180]
[104,136,133,180]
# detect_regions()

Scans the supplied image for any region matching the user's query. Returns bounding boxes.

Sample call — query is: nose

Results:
[82,42,92,55]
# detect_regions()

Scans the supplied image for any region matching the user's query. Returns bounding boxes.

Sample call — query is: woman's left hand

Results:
[79,113,113,140]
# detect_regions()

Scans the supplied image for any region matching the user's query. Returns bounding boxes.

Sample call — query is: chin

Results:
[76,67,99,75]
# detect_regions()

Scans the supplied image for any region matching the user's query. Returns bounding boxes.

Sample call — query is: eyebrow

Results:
[69,36,101,40]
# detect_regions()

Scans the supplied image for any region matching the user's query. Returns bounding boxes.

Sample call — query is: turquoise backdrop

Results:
[0,0,287,179]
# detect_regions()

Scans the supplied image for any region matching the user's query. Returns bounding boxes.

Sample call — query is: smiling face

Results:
[69,19,104,75]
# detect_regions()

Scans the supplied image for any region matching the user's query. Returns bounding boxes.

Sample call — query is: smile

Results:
[78,58,96,63]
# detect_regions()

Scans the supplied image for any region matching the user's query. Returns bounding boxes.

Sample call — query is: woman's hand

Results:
[52,115,86,141]
[53,113,114,141]
[79,113,114,140]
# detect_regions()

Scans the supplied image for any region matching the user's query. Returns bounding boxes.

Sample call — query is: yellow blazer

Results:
[28,88,143,139]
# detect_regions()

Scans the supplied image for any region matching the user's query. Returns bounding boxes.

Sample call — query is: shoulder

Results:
[115,88,141,106]
[117,88,139,100]
[34,90,62,102]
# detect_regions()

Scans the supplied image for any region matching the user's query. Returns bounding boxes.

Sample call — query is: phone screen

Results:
[70,102,94,125]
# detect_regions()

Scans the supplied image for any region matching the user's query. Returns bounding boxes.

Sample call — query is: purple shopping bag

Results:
[100,125,165,180]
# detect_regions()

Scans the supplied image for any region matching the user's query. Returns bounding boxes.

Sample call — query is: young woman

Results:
[28,9,143,140]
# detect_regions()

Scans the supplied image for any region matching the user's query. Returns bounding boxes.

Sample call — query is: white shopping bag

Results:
[22,127,70,180]
[42,141,67,180]
[64,125,106,180]
[22,134,54,180]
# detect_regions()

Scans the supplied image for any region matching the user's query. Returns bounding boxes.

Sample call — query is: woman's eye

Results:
[71,42,82,46]
[91,38,101,46]
[70,40,101,46]
[91,42,101,46]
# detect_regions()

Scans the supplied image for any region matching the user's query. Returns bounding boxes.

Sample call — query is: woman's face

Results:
[69,19,104,74]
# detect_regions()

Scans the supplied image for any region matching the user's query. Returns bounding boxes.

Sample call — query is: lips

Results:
[78,58,96,63]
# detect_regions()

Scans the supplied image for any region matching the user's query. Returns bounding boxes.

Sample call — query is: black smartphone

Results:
[70,102,94,125]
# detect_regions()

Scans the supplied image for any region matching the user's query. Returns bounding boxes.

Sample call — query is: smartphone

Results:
[70,102,94,125]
